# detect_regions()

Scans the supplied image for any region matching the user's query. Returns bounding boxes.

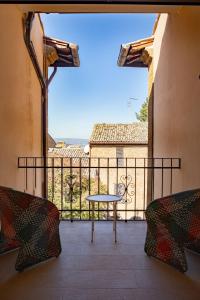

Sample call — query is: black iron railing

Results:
[18,157,181,221]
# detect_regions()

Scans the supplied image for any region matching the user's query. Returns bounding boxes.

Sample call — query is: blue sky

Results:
[41,13,156,139]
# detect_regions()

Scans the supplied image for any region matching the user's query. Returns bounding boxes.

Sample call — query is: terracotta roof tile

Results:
[44,36,80,67]
[90,122,148,145]
[48,147,88,158]
[118,36,154,68]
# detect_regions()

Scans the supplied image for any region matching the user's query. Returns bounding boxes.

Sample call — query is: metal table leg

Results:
[113,201,117,243]
[113,201,115,232]
[91,201,95,243]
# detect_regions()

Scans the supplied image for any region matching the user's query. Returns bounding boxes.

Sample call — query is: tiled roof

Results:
[118,36,154,68]
[44,36,80,67]
[48,147,88,158]
[48,134,56,148]
[90,122,148,145]
[48,147,89,174]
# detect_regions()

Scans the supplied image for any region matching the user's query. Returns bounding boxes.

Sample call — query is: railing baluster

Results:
[79,157,82,221]
[34,157,37,191]
[98,158,100,220]
[32,158,35,195]
[70,157,73,221]
[143,158,146,220]
[125,158,127,222]
[107,158,109,221]
[161,158,164,197]
[116,158,119,192]
[52,157,55,203]
[25,157,28,192]
[116,158,119,220]
[61,157,64,220]
[89,157,91,220]
[152,157,154,201]
[134,158,137,220]
[170,158,173,195]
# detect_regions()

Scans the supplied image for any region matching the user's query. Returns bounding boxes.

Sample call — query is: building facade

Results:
[90,123,148,219]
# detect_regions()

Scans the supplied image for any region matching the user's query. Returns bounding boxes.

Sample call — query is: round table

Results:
[86,194,122,243]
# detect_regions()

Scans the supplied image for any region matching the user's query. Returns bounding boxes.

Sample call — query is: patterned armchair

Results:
[144,189,200,272]
[0,186,61,271]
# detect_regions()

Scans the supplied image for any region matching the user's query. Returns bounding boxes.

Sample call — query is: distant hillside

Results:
[55,138,88,146]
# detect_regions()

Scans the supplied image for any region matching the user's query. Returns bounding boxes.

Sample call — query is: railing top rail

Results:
[18,156,181,169]
[18,156,181,159]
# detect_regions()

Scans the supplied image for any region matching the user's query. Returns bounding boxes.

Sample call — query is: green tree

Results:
[135,97,149,122]
[48,169,107,220]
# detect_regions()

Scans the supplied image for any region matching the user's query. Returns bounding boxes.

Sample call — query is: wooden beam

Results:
[17,3,183,14]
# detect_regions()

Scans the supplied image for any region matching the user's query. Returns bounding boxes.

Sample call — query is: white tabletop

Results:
[86,194,122,203]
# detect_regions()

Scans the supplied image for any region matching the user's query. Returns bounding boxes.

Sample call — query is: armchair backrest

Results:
[0,186,58,242]
[146,188,200,242]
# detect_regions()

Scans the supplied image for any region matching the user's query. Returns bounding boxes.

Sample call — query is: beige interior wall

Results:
[0,6,44,195]
[153,8,200,196]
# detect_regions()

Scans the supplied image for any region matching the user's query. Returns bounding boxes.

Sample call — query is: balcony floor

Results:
[0,221,200,300]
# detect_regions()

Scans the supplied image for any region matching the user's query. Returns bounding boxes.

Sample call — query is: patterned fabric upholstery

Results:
[144,189,200,272]
[0,186,61,271]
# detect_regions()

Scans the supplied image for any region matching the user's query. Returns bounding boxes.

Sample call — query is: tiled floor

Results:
[0,222,200,300]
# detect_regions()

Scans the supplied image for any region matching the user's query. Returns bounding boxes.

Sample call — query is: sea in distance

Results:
[55,138,88,146]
